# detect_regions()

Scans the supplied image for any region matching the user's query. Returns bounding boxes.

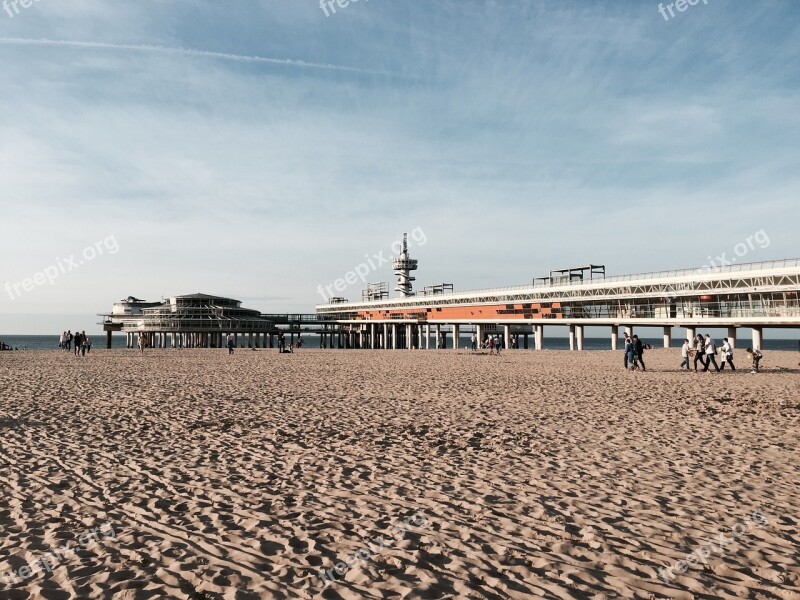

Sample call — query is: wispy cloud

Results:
[0,37,388,74]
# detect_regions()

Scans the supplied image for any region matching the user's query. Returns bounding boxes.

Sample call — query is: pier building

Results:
[316,238,800,350]
[101,293,275,349]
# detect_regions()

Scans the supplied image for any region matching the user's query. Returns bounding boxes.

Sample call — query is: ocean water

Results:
[1,334,798,352]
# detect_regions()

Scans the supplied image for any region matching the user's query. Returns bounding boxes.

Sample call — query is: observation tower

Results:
[392,233,418,297]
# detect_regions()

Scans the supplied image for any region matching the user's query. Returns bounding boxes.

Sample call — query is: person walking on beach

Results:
[487,336,495,355]
[679,338,691,370]
[625,336,637,371]
[633,335,646,372]
[703,334,720,372]
[622,332,631,369]
[471,333,477,351]
[278,332,285,353]
[59,331,65,350]
[80,331,88,356]
[65,330,73,352]
[494,335,501,354]
[138,333,146,354]
[746,347,763,372]
[226,333,235,355]
[693,334,707,372]
[73,330,83,356]
[720,337,735,371]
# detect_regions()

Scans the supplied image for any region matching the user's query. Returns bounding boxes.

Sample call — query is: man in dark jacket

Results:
[633,335,646,372]
[73,330,83,356]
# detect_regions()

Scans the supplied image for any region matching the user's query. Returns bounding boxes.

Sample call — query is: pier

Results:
[315,238,800,350]
[100,250,800,351]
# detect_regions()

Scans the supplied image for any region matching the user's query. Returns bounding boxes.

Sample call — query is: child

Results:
[746,347,762,373]
[679,339,691,371]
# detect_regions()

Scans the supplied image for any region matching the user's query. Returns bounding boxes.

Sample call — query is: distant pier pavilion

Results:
[315,241,800,350]
[100,293,275,349]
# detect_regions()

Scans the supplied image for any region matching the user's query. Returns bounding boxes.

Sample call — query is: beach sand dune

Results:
[1,348,799,599]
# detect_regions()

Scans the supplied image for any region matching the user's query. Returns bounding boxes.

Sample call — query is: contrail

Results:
[0,37,387,75]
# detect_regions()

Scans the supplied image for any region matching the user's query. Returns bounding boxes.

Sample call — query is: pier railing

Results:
[436,258,800,296]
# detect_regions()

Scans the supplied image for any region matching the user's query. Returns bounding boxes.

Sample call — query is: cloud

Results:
[0,37,390,74]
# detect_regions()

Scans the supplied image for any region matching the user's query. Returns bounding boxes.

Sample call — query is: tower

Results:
[392,233,418,297]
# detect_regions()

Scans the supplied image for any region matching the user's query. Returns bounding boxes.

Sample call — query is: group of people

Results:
[471,333,514,354]
[0,341,17,351]
[680,334,763,373]
[224,332,300,354]
[59,330,91,356]
[624,332,763,373]
[623,334,648,371]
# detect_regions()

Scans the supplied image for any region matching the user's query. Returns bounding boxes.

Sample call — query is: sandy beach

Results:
[1,348,799,599]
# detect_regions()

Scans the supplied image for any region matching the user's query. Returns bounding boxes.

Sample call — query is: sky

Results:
[1,0,799,335]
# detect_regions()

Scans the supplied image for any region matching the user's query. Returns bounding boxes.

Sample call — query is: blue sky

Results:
[1,0,799,334]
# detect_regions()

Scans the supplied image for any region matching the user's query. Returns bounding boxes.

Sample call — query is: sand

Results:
[1,347,799,600]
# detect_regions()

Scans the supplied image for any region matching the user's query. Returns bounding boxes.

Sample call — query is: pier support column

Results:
[686,327,696,344]
[382,324,388,349]
[752,327,763,350]
[611,326,619,350]
[453,324,460,350]
[391,324,398,350]
[405,324,411,349]
[436,324,441,349]
[569,325,576,351]
[524,333,529,349]
[442,331,447,350]
[425,324,430,349]
[535,325,544,350]
[663,326,672,348]
[576,325,585,351]
[476,324,483,348]
[503,325,511,351]
[370,324,376,349]
[727,326,736,349]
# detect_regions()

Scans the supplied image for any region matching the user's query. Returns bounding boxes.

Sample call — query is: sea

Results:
[1,335,798,352]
